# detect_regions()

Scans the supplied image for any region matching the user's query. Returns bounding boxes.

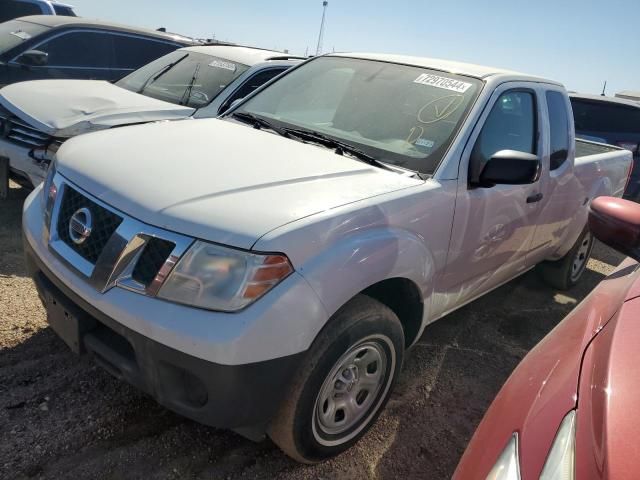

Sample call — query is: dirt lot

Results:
[0,181,624,480]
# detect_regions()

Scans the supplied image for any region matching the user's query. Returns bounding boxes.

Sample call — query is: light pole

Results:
[315,1,328,56]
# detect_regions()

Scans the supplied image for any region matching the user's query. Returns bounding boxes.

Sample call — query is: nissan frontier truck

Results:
[22,53,632,462]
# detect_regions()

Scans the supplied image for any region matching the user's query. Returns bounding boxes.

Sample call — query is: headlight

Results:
[486,434,520,480]
[540,410,576,480]
[42,160,57,228]
[157,240,293,311]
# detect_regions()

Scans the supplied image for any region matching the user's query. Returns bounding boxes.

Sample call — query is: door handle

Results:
[526,192,543,203]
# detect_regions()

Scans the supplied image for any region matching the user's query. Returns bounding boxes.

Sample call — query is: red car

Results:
[454,196,640,480]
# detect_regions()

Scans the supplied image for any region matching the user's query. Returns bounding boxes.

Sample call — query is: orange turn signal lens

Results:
[242,254,293,299]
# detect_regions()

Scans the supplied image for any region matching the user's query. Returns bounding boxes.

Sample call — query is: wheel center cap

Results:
[346,366,359,392]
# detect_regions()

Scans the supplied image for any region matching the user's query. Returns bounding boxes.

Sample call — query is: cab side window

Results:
[546,91,570,170]
[471,90,537,170]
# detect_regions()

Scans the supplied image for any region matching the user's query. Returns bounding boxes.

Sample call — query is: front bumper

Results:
[26,236,304,431]
[22,187,328,365]
[0,138,45,187]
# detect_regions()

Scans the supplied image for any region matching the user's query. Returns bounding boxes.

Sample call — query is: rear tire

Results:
[537,227,594,290]
[267,294,404,463]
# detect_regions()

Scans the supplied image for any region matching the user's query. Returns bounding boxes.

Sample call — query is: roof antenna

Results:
[601,80,607,96]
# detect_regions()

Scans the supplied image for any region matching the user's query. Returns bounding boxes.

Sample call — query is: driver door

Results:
[437,84,546,314]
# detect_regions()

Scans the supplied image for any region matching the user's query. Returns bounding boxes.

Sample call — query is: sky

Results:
[69,0,639,95]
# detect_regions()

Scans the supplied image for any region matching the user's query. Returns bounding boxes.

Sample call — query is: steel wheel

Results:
[311,334,395,446]
[570,231,592,282]
[268,295,404,462]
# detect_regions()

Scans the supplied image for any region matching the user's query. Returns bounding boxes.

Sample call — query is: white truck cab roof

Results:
[330,52,561,85]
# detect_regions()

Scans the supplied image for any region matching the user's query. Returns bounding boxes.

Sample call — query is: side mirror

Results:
[477,150,540,188]
[15,50,48,67]
[589,196,640,262]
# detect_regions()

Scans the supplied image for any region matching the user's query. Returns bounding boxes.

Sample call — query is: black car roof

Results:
[16,15,198,45]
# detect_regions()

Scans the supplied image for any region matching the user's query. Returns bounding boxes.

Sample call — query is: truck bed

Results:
[576,138,620,158]
[575,138,632,200]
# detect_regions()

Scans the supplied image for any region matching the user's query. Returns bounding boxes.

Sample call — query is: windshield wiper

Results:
[137,53,189,94]
[230,112,291,138]
[180,63,201,106]
[283,127,395,172]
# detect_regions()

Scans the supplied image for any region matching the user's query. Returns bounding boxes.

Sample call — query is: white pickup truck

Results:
[23,53,631,463]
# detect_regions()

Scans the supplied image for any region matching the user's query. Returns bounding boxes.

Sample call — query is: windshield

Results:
[233,56,482,174]
[0,20,49,56]
[116,50,250,108]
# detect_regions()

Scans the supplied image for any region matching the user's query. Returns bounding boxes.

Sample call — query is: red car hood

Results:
[576,293,640,478]
[454,258,640,480]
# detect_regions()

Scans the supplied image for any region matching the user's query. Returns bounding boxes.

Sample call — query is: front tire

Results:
[537,227,594,290]
[268,295,404,463]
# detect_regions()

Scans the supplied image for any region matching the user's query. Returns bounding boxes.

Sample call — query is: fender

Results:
[252,180,457,349]
[294,226,435,342]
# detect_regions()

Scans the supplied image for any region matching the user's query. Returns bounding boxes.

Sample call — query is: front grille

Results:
[57,186,123,264]
[0,107,52,148]
[131,238,175,286]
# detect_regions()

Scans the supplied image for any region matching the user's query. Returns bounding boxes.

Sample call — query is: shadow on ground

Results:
[373,258,615,479]
[0,183,30,278]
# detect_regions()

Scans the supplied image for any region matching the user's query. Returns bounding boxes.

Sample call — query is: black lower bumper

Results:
[25,244,304,433]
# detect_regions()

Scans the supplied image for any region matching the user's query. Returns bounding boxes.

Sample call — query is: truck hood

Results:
[0,80,194,137]
[56,118,422,249]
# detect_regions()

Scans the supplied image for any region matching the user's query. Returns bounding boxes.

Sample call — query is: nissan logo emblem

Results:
[68,207,93,245]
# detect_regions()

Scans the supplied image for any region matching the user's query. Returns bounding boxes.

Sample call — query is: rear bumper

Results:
[25,242,304,430]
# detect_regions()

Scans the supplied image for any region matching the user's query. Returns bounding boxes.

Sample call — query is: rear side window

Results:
[0,1,42,22]
[546,91,570,170]
[111,36,178,70]
[224,68,286,108]
[571,99,640,134]
[472,90,537,166]
[38,31,112,68]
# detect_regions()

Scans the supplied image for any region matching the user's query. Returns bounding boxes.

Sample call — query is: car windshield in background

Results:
[116,50,250,108]
[234,56,482,174]
[0,20,49,55]
[571,99,640,134]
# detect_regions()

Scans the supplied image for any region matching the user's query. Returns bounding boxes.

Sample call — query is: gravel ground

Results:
[0,181,624,480]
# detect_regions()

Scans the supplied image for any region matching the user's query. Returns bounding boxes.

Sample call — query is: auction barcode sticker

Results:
[413,74,472,93]
[209,60,237,71]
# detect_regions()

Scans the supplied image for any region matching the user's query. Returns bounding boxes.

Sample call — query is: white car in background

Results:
[0,45,302,189]
[1,0,76,22]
